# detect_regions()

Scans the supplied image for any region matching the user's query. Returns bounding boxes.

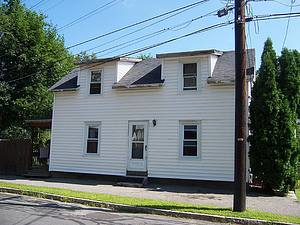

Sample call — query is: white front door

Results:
[127,121,148,172]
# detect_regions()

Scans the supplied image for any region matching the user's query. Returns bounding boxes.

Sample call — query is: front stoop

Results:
[117,176,148,188]
[22,166,51,178]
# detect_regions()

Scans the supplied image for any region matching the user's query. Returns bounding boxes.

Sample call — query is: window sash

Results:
[90,70,102,94]
[183,63,197,90]
[85,124,100,154]
[180,122,200,158]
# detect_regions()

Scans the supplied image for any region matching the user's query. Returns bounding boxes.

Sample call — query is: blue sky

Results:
[23,0,300,68]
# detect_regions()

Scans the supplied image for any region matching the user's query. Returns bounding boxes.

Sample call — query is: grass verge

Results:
[0,181,299,224]
[296,188,300,200]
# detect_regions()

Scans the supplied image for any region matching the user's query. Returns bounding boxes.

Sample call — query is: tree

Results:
[137,53,153,59]
[0,0,74,139]
[74,51,97,61]
[248,38,300,192]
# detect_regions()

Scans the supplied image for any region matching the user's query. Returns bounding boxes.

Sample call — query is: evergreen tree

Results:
[0,0,74,138]
[278,48,300,190]
[249,38,300,191]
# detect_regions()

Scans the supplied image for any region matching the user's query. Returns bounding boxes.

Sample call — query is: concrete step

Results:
[116,176,148,188]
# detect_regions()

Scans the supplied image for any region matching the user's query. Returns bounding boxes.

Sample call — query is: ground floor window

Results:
[84,123,101,155]
[179,121,201,158]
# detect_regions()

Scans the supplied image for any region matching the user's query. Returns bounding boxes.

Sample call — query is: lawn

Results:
[0,181,299,224]
[296,188,300,200]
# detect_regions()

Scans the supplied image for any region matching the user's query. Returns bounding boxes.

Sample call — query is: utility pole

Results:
[233,0,247,212]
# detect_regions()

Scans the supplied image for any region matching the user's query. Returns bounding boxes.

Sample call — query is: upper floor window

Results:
[90,70,102,95]
[183,63,197,90]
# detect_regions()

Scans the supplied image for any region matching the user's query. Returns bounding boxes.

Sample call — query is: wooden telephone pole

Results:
[234,0,247,212]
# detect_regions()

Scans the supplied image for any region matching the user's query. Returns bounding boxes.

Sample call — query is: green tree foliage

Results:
[0,0,74,138]
[74,51,97,61]
[137,53,153,59]
[248,38,300,192]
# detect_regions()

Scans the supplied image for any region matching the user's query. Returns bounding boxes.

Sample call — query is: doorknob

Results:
[145,145,148,151]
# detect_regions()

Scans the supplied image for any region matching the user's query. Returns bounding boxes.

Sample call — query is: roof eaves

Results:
[74,57,141,65]
[156,49,223,58]
[49,87,80,92]
[207,74,254,85]
[112,82,164,89]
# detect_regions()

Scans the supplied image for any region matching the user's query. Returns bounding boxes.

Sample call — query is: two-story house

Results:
[48,49,255,184]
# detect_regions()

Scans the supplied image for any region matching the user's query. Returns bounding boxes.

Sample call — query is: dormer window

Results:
[183,63,197,90]
[90,70,102,95]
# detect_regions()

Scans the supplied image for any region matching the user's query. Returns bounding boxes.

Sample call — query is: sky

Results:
[22,0,300,69]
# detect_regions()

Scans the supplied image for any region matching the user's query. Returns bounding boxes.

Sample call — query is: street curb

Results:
[0,187,296,225]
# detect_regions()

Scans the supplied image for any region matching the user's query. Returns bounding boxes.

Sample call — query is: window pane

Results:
[88,126,98,138]
[183,141,197,156]
[132,143,143,159]
[132,125,144,141]
[87,140,98,153]
[91,71,101,82]
[90,83,101,94]
[184,125,197,139]
[183,63,197,74]
[184,76,197,89]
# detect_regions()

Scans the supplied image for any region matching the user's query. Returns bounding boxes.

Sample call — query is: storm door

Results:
[127,121,148,172]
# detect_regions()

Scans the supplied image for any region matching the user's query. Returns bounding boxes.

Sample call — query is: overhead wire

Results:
[86,2,220,57]
[282,0,295,48]
[84,0,209,53]
[6,19,234,84]
[6,11,300,84]
[58,0,123,32]
[66,0,209,49]
[44,0,65,13]
[29,0,46,10]
[61,20,235,75]
[0,0,210,74]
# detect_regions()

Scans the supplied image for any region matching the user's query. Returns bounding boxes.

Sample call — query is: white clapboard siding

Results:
[50,55,245,182]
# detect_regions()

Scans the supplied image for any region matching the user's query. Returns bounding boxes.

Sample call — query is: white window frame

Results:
[83,122,101,156]
[179,120,201,159]
[88,69,103,95]
[179,59,201,92]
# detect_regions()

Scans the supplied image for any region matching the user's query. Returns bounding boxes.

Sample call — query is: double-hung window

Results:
[183,63,197,90]
[179,121,201,158]
[89,70,102,95]
[84,123,100,155]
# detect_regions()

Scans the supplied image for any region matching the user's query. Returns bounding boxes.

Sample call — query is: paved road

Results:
[0,192,232,225]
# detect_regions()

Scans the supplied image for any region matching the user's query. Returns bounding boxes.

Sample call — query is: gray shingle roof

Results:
[112,58,164,89]
[48,67,79,92]
[208,49,255,84]
[48,49,256,92]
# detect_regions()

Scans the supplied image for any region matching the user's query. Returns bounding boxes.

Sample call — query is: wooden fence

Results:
[0,139,31,175]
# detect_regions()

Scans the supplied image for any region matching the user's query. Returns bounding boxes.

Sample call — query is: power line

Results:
[6,19,232,84]
[29,0,47,10]
[250,0,300,7]
[44,0,65,13]
[68,20,234,74]
[86,2,219,56]
[58,0,123,32]
[282,0,295,48]
[66,0,209,49]
[84,0,210,53]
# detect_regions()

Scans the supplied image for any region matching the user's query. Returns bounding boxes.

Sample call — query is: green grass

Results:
[296,188,300,200]
[0,181,299,224]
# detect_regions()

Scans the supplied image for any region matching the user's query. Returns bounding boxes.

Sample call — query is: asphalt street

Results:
[0,192,232,225]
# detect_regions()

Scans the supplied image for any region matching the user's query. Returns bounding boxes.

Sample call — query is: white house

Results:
[48,49,255,184]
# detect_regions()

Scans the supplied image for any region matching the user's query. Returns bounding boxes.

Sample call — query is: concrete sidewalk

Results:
[0,175,299,218]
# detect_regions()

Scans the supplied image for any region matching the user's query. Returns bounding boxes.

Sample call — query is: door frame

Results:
[127,121,148,172]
